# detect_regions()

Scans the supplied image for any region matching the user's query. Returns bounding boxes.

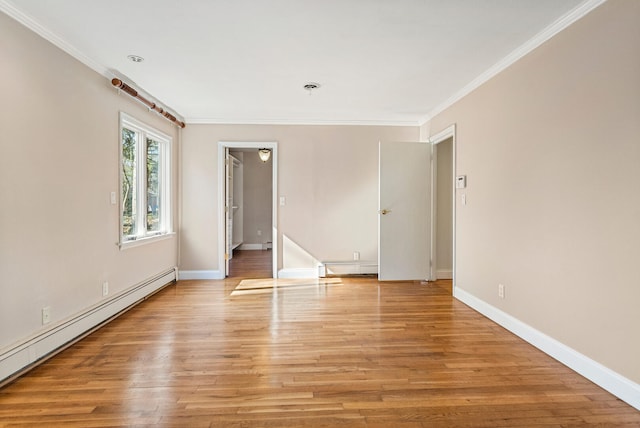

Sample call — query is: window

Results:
[120,113,172,246]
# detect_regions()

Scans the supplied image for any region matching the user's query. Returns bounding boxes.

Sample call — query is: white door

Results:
[379,141,431,280]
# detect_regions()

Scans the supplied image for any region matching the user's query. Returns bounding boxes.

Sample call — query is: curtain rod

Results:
[111,78,186,128]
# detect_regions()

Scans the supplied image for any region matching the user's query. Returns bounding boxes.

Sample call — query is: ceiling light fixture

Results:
[127,54,144,63]
[258,148,271,163]
[303,82,321,95]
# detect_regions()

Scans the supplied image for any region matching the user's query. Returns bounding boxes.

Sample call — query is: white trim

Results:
[218,142,278,279]
[178,270,224,280]
[429,125,456,145]
[0,2,186,124]
[1,0,603,129]
[118,231,175,250]
[0,269,176,385]
[436,269,453,280]
[429,125,457,292]
[119,112,173,247]
[238,244,264,250]
[429,142,437,281]
[454,287,640,411]
[420,0,607,124]
[0,0,107,76]
[277,268,319,279]
[187,117,419,127]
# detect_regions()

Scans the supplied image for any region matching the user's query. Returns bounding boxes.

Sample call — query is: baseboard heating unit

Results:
[318,261,378,277]
[0,268,177,386]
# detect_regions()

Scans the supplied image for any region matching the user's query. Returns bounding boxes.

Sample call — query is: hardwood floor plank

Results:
[228,249,272,279]
[0,278,638,427]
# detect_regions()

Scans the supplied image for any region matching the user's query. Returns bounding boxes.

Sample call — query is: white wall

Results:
[428,0,640,385]
[0,12,178,360]
[180,124,419,276]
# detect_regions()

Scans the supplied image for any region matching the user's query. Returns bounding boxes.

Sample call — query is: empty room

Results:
[1,0,639,426]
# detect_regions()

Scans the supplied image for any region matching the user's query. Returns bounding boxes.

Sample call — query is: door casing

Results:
[217,141,278,278]
[429,125,456,289]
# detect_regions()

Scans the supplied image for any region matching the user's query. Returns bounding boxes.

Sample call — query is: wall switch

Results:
[498,283,505,299]
[110,191,117,205]
[257,230,262,236]
[102,281,109,297]
[353,251,360,261]
[42,307,51,325]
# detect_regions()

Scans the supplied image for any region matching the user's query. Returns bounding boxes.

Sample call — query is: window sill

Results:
[119,232,176,250]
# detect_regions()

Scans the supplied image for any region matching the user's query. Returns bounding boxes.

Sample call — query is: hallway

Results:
[228,249,272,279]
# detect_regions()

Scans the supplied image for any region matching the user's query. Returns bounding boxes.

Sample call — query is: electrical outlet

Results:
[353,251,360,261]
[498,283,505,299]
[257,230,262,236]
[42,307,51,325]
[102,281,109,297]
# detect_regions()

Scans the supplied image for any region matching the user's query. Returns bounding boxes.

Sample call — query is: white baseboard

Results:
[0,268,176,385]
[436,269,453,280]
[454,287,640,411]
[278,268,318,279]
[238,244,263,250]
[178,270,224,280]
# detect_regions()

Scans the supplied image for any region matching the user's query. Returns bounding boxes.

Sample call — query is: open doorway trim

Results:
[218,141,278,278]
[428,125,456,289]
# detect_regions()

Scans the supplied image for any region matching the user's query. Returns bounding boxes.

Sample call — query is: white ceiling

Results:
[2,0,594,125]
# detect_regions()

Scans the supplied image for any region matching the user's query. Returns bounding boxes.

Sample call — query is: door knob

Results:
[379,209,391,215]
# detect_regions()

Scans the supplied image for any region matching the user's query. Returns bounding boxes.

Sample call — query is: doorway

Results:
[218,142,278,278]
[429,125,456,293]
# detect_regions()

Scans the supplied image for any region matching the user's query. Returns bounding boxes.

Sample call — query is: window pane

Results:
[119,113,171,246]
[122,127,137,238]
[146,138,161,232]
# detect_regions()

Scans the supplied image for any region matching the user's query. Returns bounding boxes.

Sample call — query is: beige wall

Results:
[241,151,273,246]
[180,124,418,273]
[428,0,640,383]
[0,13,179,349]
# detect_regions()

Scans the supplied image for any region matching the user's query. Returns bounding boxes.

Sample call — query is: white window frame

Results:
[119,112,172,249]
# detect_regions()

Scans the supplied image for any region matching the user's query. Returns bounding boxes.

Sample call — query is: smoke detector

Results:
[303,82,321,94]
[127,55,144,63]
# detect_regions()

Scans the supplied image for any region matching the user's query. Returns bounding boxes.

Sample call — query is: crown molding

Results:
[186,117,421,127]
[2,0,605,130]
[420,0,607,125]
[0,0,109,77]
[0,1,186,123]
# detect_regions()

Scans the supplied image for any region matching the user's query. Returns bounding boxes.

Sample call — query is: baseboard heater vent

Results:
[319,261,378,277]
[0,268,176,386]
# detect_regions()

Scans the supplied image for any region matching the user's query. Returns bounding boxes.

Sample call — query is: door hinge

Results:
[225,253,229,260]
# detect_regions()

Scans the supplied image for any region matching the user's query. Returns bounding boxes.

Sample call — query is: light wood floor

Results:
[228,249,272,279]
[1,276,638,427]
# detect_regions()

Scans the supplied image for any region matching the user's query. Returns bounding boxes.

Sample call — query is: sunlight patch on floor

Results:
[230,278,343,296]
